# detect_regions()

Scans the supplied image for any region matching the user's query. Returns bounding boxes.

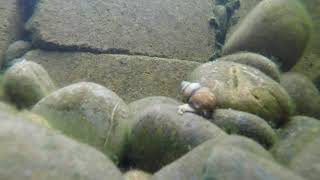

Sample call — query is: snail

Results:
[178,81,217,118]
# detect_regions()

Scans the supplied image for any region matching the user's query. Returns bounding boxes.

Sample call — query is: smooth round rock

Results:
[127,103,226,172]
[129,96,180,114]
[211,109,277,148]
[189,61,294,126]
[32,82,130,163]
[280,72,320,119]
[223,0,312,70]
[4,40,31,67]
[290,138,320,180]
[152,135,273,180]
[203,146,305,180]
[217,52,281,81]
[271,116,320,165]
[124,170,151,180]
[3,61,56,109]
[0,113,124,180]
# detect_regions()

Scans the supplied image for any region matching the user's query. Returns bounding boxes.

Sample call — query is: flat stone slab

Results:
[0,0,22,66]
[26,0,216,62]
[24,50,200,102]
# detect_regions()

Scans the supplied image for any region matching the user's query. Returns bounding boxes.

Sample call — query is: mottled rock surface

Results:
[203,146,304,180]
[127,103,225,172]
[189,61,294,126]
[4,40,32,67]
[271,116,320,165]
[26,0,216,62]
[280,72,320,119]
[211,109,277,148]
[3,61,56,108]
[24,50,200,102]
[32,82,130,163]
[223,0,312,70]
[152,135,272,180]
[0,113,124,180]
[293,0,320,85]
[0,0,23,67]
[217,52,281,81]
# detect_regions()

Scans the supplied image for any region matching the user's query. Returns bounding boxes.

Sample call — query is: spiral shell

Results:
[180,81,201,101]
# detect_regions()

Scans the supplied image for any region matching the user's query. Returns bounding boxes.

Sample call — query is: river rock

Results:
[26,0,216,62]
[4,40,32,67]
[203,146,305,180]
[3,61,56,109]
[0,113,124,180]
[189,61,294,126]
[0,0,23,68]
[280,72,320,119]
[225,0,263,40]
[152,135,272,180]
[217,52,281,81]
[127,103,226,172]
[223,0,312,70]
[271,116,320,165]
[24,50,200,102]
[124,170,151,180]
[211,109,277,148]
[292,0,320,84]
[290,137,320,180]
[32,82,130,163]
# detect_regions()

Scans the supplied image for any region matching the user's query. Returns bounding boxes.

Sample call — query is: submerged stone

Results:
[24,50,200,102]
[280,72,320,119]
[0,113,124,180]
[127,103,226,172]
[3,61,56,109]
[223,0,312,70]
[0,0,23,68]
[189,61,294,126]
[152,135,272,180]
[217,52,281,81]
[4,40,32,67]
[32,82,130,163]
[271,116,320,165]
[203,146,305,180]
[26,0,216,62]
[211,109,277,148]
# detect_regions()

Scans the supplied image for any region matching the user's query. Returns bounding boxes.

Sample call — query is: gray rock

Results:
[189,61,294,126]
[223,0,312,70]
[4,40,32,67]
[24,50,200,102]
[217,52,281,81]
[128,96,181,130]
[211,109,277,148]
[271,116,320,165]
[225,0,263,40]
[26,0,216,62]
[152,135,272,180]
[290,138,320,180]
[0,113,124,180]
[0,0,23,68]
[127,103,226,172]
[32,82,130,163]
[292,0,320,84]
[3,61,56,109]
[203,146,305,180]
[124,170,151,180]
[280,72,320,119]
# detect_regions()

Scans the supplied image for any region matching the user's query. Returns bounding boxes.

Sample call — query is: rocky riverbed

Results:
[0,0,319,179]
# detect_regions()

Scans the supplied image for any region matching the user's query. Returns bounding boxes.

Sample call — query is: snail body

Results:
[178,81,217,118]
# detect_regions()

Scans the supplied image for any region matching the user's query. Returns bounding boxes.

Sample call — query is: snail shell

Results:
[180,81,217,118]
[180,81,201,102]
